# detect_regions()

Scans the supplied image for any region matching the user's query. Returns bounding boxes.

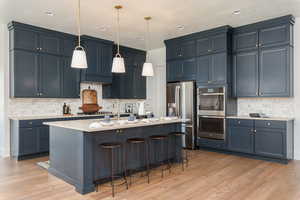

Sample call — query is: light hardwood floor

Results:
[1,150,300,200]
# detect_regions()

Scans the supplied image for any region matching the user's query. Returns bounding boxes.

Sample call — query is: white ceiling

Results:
[1,0,300,50]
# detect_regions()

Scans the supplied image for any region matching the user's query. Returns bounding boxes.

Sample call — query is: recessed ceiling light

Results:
[176,25,185,30]
[45,11,54,16]
[233,10,241,15]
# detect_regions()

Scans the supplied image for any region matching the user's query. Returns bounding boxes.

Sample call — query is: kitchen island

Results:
[44,118,187,194]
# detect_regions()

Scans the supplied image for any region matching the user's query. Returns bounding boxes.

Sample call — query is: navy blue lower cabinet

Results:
[19,127,39,156]
[227,125,254,154]
[254,128,285,159]
[226,119,294,163]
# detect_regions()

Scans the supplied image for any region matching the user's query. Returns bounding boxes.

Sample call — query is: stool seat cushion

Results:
[127,138,146,144]
[101,142,121,149]
[150,135,167,140]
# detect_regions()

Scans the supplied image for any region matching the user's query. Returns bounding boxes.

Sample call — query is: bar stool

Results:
[149,135,171,178]
[168,132,189,171]
[126,138,150,185]
[96,142,128,197]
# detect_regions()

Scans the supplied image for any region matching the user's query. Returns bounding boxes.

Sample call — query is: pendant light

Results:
[112,5,125,73]
[142,16,154,77]
[71,0,88,69]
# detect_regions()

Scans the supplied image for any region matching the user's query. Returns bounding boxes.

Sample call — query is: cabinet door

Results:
[211,33,227,53]
[182,58,196,80]
[40,54,61,97]
[13,28,39,51]
[62,58,80,98]
[233,31,258,52]
[12,50,39,97]
[196,37,211,56]
[181,40,196,58]
[100,43,113,78]
[40,33,61,55]
[254,128,286,159]
[62,38,76,57]
[228,126,254,154]
[259,25,290,48]
[166,42,181,60]
[259,46,290,97]
[233,51,259,97]
[167,60,182,82]
[210,52,226,84]
[37,126,50,153]
[84,40,98,75]
[196,55,210,84]
[133,65,146,99]
[19,128,38,155]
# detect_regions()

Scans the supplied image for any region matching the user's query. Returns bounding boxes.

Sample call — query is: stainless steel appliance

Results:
[197,86,226,140]
[197,87,225,116]
[167,81,196,149]
[198,116,225,140]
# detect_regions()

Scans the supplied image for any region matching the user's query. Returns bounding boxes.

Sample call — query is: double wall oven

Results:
[197,87,226,140]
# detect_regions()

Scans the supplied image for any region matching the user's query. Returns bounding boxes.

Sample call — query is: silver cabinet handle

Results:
[267,122,271,126]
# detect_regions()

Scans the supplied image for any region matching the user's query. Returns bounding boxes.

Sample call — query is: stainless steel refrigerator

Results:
[167,81,196,149]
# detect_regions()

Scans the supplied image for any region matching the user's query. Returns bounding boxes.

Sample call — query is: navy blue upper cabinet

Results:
[39,54,61,98]
[233,51,259,97]
[259,46,292,97]
[165,26,232,84]
[233,15,294,52]
[233,31,258,52]
[81,36,113,83]
[233,15,294,97]
[11,50,39,97]
[62,58,80,98]
[166,39,195,60]
[10,27,39,51]
[259,24,291,48]
[8,21,80,98]
[196,33,227,56]
[102,46,146,99]
[39,33,61,55]
[196,56,210,84]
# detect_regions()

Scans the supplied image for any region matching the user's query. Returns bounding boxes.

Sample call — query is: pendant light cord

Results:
[77,0,81,47]
[117,8,120,55]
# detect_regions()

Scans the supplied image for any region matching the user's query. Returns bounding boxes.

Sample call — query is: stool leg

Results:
[145,141,150,184]
[111,149,115,198]
[123,144,129,190]
[185,149,189,168]
[182,148,184,171]
[167,138,171,174]
[161,141,164,179]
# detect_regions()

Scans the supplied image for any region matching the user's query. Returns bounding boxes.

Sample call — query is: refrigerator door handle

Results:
[175,86,180,117]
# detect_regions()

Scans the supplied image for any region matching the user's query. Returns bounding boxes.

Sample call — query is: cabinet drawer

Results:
[228,119,254,127]
[19,120,43,128]
[255,120,286,129]
[198,138,226,149]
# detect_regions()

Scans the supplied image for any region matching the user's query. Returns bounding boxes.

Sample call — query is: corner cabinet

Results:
[227,119,294,162]
[165,26,232,85]
[102,46,146,99]
[233,15,294,97]
[80,36,113,83]
[8,21,80,98]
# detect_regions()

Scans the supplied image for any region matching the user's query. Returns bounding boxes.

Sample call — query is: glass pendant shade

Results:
[112,55,125,73]
[71,46,88,69]
[142,62,154,76]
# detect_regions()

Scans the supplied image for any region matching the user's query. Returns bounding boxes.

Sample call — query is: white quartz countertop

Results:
[9,113,129,120]
[44,118,189,132]
[226,116,294,121]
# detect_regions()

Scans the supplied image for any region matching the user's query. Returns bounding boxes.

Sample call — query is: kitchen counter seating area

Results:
[45,118,187,194]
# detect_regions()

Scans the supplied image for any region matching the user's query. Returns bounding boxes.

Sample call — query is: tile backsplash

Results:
[237,98,294,118]
[8,82,150,117]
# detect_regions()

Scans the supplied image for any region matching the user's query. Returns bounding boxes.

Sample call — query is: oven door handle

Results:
[200,115,225,119]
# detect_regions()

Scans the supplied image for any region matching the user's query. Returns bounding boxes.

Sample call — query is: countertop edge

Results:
[44,119,189,133]
[226,116,294,121]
